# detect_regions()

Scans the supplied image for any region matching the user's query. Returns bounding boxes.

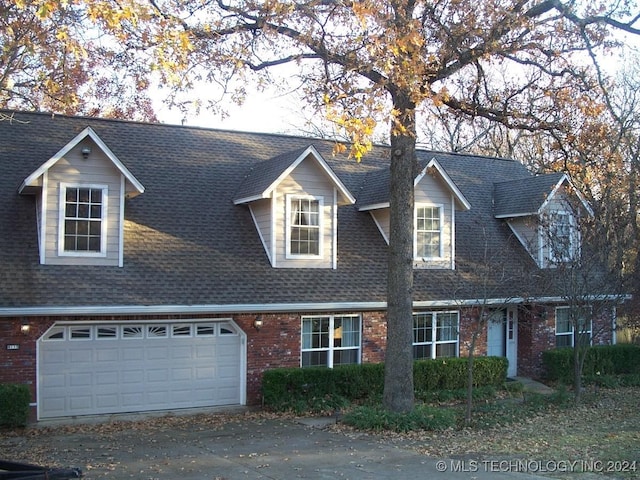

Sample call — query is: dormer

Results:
[18,127,144,267]
[233,146,355,269]
[494,173,592,268]
[357,158,471,270]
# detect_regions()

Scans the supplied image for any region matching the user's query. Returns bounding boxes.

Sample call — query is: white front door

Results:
[486,308,518,378]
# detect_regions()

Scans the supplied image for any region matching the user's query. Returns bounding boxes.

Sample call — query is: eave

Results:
[18,126,145,196]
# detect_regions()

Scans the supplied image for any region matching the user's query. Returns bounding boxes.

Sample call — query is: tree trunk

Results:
[383,91,417,413]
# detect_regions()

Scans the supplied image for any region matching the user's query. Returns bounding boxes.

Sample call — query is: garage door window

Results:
[172,324,192,337]
[43,322,241,342]
[97,326,117,339]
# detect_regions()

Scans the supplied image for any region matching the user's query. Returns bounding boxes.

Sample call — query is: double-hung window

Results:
[555,306,591,347]
[548,211,578,264]
[287,195,322,257]
[301,315,361,367]
[415,205,442,259]
[413,311,459,359]
[59,184,107,256]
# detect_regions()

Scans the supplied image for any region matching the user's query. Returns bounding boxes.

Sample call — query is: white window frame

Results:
[412,311,460,360]
[301,314,361,368]
[555,306,592,348]
[285,194,324,259]
[541,210,579,266]
[414,204,444,260]
[58,183,108,257]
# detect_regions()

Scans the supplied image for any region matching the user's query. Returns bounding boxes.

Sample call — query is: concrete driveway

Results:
[1,411,549,480]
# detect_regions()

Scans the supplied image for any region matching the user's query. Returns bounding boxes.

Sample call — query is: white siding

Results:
[43,140,123,266]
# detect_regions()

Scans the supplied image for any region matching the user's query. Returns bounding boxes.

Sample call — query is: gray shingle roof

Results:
[0,110,558,311]
[494,173,566,218]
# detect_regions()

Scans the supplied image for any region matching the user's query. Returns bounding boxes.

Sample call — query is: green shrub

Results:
[262,357,507,412]
[342,404,458,432]
[542,344,640,383]
[0,383,30,427]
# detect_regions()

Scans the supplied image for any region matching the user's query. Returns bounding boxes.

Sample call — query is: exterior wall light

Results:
[253,316,264,331]
[20,322,30,335]
[81,146,92,159]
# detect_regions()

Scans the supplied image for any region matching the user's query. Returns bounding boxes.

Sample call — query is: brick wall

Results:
[0,304,617,416]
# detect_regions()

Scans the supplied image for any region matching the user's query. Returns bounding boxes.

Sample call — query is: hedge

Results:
[542,344,640,383]
[0,383,31,428]
[262,356,507,412]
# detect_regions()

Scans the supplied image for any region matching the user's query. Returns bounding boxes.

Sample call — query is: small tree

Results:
[538,193,629,403]
[453,222,524,424]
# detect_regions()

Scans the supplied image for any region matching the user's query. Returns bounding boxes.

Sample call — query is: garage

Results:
[37,320,245,419]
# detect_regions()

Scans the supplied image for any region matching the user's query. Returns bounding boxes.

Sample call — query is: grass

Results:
[401,386,639,479]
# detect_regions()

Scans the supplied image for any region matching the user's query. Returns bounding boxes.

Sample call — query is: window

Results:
[287,195,322,257]
[301,315,361,367]
[60,185,107,255]
[413,311,459,359]
[547,211,578,264]
[415,205,442,258]
[555,307,591,347]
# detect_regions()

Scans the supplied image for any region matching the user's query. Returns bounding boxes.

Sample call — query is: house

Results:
[0,110,618,421]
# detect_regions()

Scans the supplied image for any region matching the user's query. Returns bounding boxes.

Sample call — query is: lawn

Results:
[358,386,640,479]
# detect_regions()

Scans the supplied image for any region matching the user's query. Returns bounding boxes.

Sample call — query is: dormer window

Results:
[548,211,577,263]
[287,195,323,257]
[60,184,107,255]
[18,126,144,267]
[233,146,354,269]
[415,204,443,259]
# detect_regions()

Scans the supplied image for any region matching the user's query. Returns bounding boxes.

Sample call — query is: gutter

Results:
[0,294,630,318]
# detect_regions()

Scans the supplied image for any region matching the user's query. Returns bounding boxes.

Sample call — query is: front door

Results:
[486,308,518,378]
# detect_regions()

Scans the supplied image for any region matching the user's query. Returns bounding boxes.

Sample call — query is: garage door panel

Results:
[122,347,144,361]
[38,321,243,419]
[69,348,93,362]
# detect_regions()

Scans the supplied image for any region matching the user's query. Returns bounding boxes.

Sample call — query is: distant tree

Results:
[0,0,156,120]
[16,0,640,412]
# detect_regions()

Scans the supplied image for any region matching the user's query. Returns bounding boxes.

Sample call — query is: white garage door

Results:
[37,321,244,419]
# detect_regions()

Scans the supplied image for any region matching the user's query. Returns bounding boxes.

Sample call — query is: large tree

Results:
[16,0,640,412]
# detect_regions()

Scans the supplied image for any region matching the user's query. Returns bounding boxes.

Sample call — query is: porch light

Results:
[253,316,264,331]
[20,322,30,335]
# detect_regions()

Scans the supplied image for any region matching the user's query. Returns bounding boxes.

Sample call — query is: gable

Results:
[19,126,144,197]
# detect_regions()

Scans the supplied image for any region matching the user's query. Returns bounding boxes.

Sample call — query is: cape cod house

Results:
[0,111,617,420]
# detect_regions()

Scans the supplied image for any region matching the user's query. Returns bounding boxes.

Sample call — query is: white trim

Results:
[450,195,455,270]
[57,183,108,258]
[248,204,272,266]
[1,295,630,318]
[285,193,324,259]
[412,310,460,360]
[271,192,277,267]
[300,314,362,368]
[419,159,471,211]
[332,187,338,269]
[119,176,125,267]
[369,211,390,244]
[39,173,48,265]
[19,127,144,195]
[358,202,390,212]
[506,220,540,266]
